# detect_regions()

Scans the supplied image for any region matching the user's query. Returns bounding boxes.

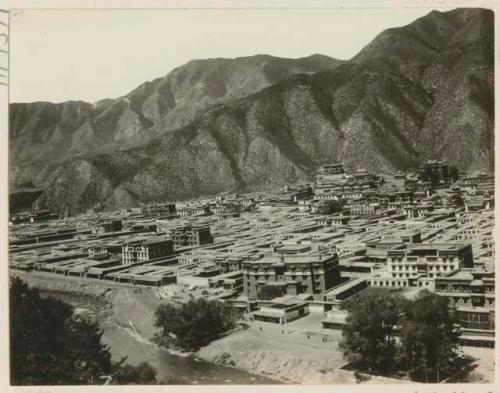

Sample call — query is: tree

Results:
[339,288,407,376]
[154,298,237,351]
[399,292,461,382]
[338,288,467,382]
[430,194,442,205]
[449,166,460,182]
[114,362,158,385]
[450,193,465,207]
[10,277,158,385]
[257,285,284,300]
[10,277,73,384]
[59,317,113,384]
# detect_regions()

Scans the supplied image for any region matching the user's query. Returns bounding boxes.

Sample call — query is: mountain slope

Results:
[10,8,494,215]
[353,8,494,170]
[9,54,344,165]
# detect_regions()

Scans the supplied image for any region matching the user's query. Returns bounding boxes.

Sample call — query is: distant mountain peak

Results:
[10,52,344,166]
[9,8,493,215]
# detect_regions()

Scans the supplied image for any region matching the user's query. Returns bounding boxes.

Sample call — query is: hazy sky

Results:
[10,8,443,103]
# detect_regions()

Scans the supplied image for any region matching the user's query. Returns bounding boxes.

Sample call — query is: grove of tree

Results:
[339,288,464,382]
[340,287,408,375]
[154,298,237,351]
[399,292,462,382]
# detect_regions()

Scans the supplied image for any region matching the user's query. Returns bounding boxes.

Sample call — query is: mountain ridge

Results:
[10,53,344,165]
[9,8,494,215]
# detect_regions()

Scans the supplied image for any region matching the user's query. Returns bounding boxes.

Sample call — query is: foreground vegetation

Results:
[10,277,159,385]
[340,288,468,383]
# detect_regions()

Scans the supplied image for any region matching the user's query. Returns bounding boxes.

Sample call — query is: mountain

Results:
[9,8,494,215]
[352,8,494,170]
[9,54,344,165]
[9,188,44,214]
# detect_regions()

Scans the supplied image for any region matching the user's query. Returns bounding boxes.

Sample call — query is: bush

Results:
[154,298,237,351]
[114,362,158,385]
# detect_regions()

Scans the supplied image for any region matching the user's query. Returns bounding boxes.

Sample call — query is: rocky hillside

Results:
[10,54,343,165]
[10,8,494,215]
[352,8,494,170]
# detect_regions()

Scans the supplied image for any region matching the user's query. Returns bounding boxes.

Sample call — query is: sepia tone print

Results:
[6,6,496,387]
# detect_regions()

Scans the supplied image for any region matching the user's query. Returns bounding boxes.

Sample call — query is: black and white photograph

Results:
[1,0,498,390]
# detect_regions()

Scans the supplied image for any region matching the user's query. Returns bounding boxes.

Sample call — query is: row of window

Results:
[370,280,408,287]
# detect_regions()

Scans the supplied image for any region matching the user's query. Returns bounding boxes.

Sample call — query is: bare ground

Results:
[198,313,411,384]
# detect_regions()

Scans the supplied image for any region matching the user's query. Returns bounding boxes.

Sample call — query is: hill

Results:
[10,54,344,165]
[9,8,494,215]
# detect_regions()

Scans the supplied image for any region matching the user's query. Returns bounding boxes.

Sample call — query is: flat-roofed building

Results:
[242,250,341,299]
[215,255,244,273]
[122,238,174,264]
[252,300,310,324]
[316,216,350,227]
[225,195,256,207]
[323,277,368,302]
[212,203,240,216]
[314,164,383,200]
[318,163,345,176]
[401,205,434,218]
[92,219,123,235]
[177,205,211,217]
[170,224,214,248]
[435,269,495,348]
[435,269,494,310]
[387,242,474,284]
[457,172,494,189]
[275,244,314,255]
[311,199,344,215]
[108,261,177,286]
[418,160,455,185]
[142,202,177,218]
[277,185,313,203]
[350,202,387,216]
[9,209,59,225]
[88,242,122,257]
